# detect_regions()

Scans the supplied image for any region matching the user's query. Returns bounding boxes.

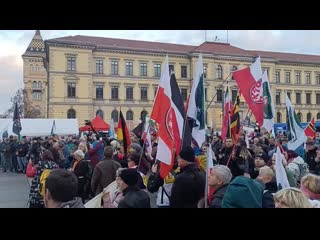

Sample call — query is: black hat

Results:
[255,152,268,164]
[119,169,140,187]
[179,146,195,162]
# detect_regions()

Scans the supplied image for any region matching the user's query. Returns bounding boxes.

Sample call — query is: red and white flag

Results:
[232,57,264,126]
[221,84,233,141]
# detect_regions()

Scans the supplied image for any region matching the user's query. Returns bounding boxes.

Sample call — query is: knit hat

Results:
[119,169,140,187]
[130,143,142,153]
[179,146,195,162]
[255,152,269,164]
[222,176,264,208]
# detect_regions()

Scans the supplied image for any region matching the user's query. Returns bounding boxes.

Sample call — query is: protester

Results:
[274,188,313,208]
[300,174,320,208]
[256,166,277,208]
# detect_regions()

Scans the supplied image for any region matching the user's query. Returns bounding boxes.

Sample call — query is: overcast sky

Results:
[1,30,320,115]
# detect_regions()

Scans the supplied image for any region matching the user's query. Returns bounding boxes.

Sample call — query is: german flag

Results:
[117,110,132,156]
[304,117,316,140]
[230,95,240,143]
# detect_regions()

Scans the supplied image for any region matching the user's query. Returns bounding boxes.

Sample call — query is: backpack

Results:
[39,169,52,198]
[293,161,309,182]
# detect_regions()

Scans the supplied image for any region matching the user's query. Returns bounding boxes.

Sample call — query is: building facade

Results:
[22,31,320,130]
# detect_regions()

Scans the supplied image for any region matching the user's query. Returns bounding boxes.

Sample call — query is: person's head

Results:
[225,138,233,148]
[177,146,195,168]
[287,150,298,162]
[129,143,142,154]
[253,137,260,145]
[274,188,313,208]
[151,143,158,158]
[104,146,114,159]
[201,143,208,152]
[127,152,141,168]
[41,150,54,162]
[73,149,85,161]
[316,148,320,159]
[257,166,274,184]
[300,174,320,200]
[269,138,275,145]
[117,168,140,192]
[306,138,315,151]
[78,142,88,153]
[44,169,78,208]
[212,135,219,143]
[115,168,127,187]
[281,138,288,145]
[208,165,232,190]
[254,152,268,168]
[110,140,120,151]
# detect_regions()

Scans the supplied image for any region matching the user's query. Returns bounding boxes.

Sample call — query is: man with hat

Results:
[170,146,205,208]
[305,138,317,173]
[252,152,269,179]
[117,168,150,208]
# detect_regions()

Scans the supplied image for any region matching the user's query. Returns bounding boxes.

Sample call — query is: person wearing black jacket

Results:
[16,139,29,173]
[256,166,277,208]
[170,146,205,208]
[217,138,233,166]
[118,168,150,208]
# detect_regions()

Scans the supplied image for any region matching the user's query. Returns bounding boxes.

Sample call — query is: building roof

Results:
[46,34,320,64]
[23,30,46,58]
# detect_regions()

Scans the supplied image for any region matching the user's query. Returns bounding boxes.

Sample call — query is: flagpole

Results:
[137,123,151,172]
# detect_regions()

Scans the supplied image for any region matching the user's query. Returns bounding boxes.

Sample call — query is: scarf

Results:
[300,184,320,200]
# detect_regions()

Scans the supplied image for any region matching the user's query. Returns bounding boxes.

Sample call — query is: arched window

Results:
[307,112,312,122]
[140,110,148,123]
[317,112,320,120]
[67,109,76,119]
[126,110,133,120]
[111,110,119,122]
[32,81,37,89]
[216,65,223,79]
[297,112,302,122]
[96,109,104,119]
[277,112,282,123]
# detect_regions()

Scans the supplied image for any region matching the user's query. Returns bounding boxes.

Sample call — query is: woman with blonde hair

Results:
[274,188,313,208]
[300,174,320,208]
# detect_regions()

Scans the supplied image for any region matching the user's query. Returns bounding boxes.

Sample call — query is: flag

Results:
[262,70,275,134]
[187,54,206,147]
[12,102,22,136]
[230,94,240,143]
[221,84,232,141]
[142,116,152,157]
[275,146,290,190]
[117,110,131,156]
[150,56,189,178]
[286,94,307,150]
[132,121,144,139]
[232,57,264,126]
[50,120,56,136]
[304,117,316,140]
[205,143,214,207]
[109,118,115,139]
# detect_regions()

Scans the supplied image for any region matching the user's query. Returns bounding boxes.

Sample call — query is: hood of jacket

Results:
[57,197,85,208]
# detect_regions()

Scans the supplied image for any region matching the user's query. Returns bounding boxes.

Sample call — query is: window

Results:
[287,92,291,100]
[111,61,118,75]
[96,110,104,119]
[67,57,76,71]
[181,88,188,102]
[277,112,282,123]
[111,86,119,100]
[126,87,133,100]
[111,110,118,122]
[285,72,291,83]
[317,113,320,120]
[67,109,76,119]
[32,81,41,89]
[231,66,237,80]
[181,66,187,78]
[307,113,312,122]
[295,72,301,84]
[30,64,34,72]
[96,60,103,74]
[216,65,223,79]
[296,93,301,104]
[96,84,104,99]
[263,68,269,77]
[317,94,320,105]
[32,92,41,100]
[140,63,147,76]
[154,64,161,77]
[297,112,302,122]
[276,91,281,105]
[217,89,223,102]
[203,65,207,79]
[316,73,320,85]
[169,64,174,74]
[306,73,311,85]
[306,93,311,104]
[205,88,208,102]
[126,62,133,76]
[232,90,237,103]
[67,83,76,98]
[141,87,148,101]
[126,110,133,120]
[275,71,280,83]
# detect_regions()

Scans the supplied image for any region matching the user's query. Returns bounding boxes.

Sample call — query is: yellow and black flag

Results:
[230,95,240,143]
[117,110,132,156]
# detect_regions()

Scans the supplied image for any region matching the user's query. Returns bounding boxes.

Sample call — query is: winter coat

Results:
[209,184,228,208]
[170,163,205,208]
[118,186,150,208]
[56,197,85,208]
[262,181,277,208]
[91,158,121,196]
[17,143,29,157]
[88,141,102,168]
[305,146,317,172]
[73,160,92,201]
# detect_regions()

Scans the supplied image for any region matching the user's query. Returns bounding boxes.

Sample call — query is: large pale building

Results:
[23,30,320,130]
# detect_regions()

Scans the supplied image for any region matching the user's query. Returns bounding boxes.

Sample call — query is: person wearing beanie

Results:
[252,152,269,179]
[170,146,205,208]
[91,146,121,196]
[222,176,264,208]
[305,139,318,173]
[117,169,150,208]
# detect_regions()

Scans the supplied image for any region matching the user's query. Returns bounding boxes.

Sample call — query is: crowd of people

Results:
[1,126,320,208]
